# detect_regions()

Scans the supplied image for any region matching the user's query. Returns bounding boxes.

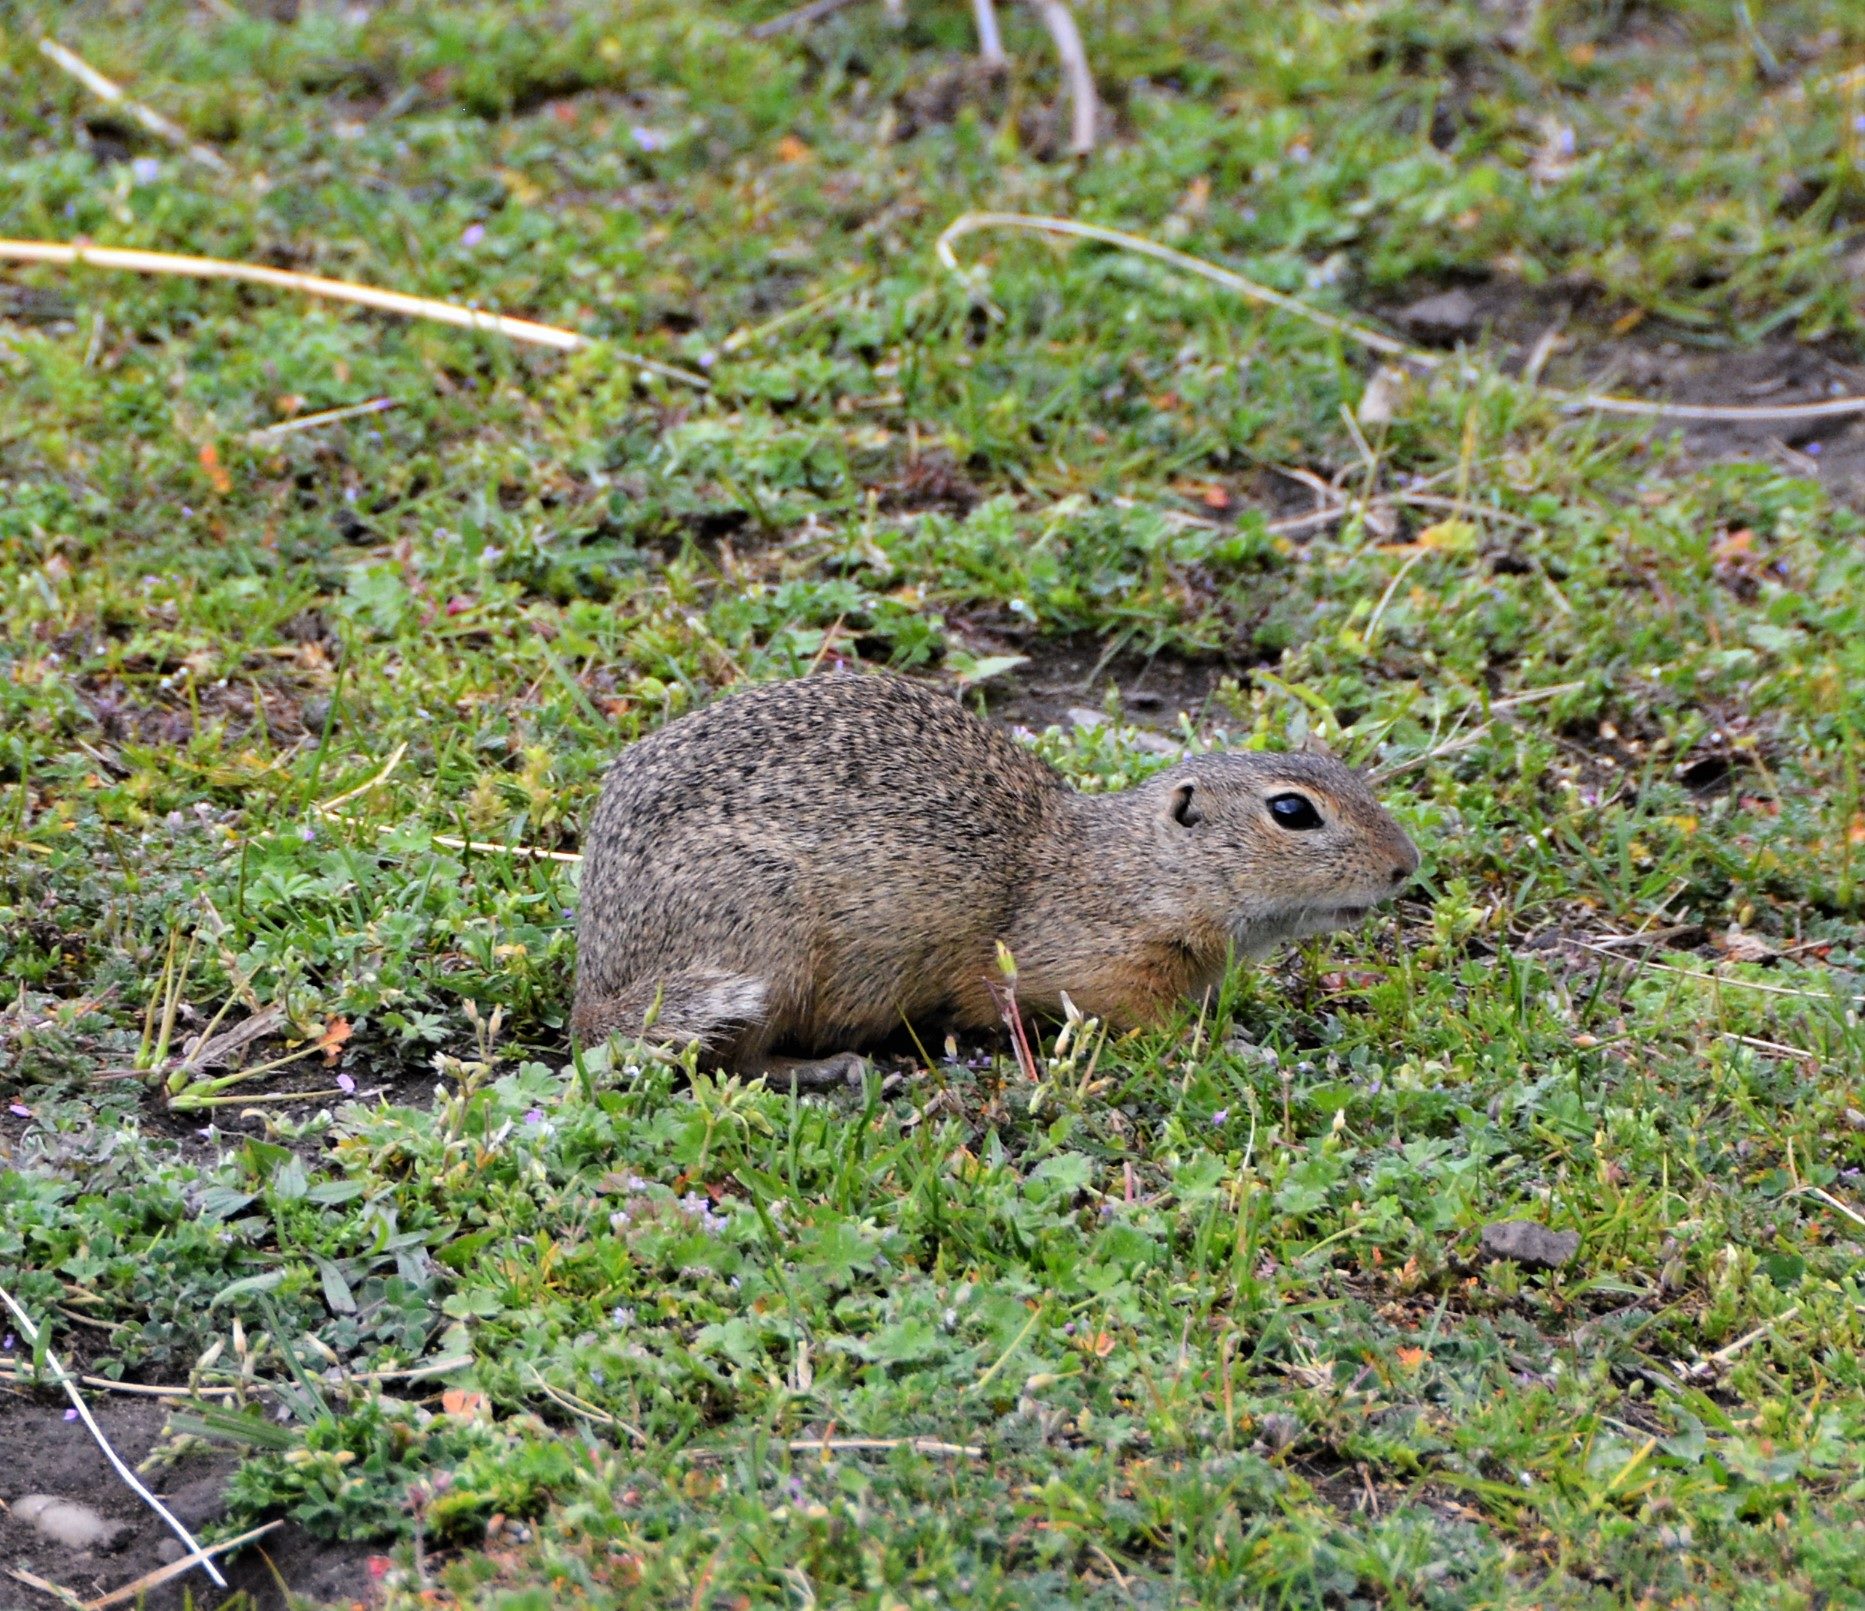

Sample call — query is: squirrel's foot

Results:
[760,1051,869,1092]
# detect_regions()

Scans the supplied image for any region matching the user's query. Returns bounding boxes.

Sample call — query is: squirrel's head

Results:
[1137,751,1420,955]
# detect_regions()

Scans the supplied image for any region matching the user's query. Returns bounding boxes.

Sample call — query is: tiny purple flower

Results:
[7,1104,30,1118]
[1804,441,1822,457]
[64,1408,79,1422]
[337,1073,356,1094]
[1855,113,1865,134]
[461,223,486,247]
[629,125,668,152]
[524,1107,544,1125]
[2,1334,15,1352]
[1212,1108,1229,1126]
[298,822,317,843]
[131,157,161,184]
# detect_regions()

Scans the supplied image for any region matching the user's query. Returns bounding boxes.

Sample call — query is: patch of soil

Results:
[0,282,76,325]
[1373,277,1865,508]
[1569,332,1865,497]
[981,636,1247,736]
[77,670,322,750]
[874,448,983,515]
[0,1389,378,1610]
[888,59,1009,144]
[118,1027,479,1169]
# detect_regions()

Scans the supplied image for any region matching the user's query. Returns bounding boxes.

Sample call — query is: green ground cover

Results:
[4,1,1865,1605]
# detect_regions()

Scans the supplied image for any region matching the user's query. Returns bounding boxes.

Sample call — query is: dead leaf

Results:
[178,1004,285,1073]
[198,441,232,494]
[775,134,813,163]
[1416,518,1478,552]
[317,1016,353,1062]
[1714,927,1776,964]
[1357,365,1408,426]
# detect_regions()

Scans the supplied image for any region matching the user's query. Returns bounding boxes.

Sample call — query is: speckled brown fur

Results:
[571,672,1419,1072]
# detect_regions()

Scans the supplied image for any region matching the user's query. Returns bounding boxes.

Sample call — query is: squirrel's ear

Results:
[1168,781,1203,828]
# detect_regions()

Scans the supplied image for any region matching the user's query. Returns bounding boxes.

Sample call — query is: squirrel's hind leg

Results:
[755,1051,869,1092]
[571,970,868,1092]
[570,969,769,1058]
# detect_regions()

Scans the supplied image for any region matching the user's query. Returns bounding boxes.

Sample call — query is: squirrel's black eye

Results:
[1267,793,1324,831]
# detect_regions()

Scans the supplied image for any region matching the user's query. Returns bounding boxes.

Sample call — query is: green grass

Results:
[4,0,1865,1605]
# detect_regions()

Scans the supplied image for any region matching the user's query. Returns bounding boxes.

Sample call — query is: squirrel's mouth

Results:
[1237,903,1378,952]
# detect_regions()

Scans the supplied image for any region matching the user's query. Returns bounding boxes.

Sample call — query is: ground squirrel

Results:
[571,671,1419,1083]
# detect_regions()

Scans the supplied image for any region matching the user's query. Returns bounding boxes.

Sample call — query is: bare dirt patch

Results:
[875,448,984,516]
[887,59,1010,144]
[1377,278,1865,508]
[0,1388,379,1610]
[982,636,1246,735]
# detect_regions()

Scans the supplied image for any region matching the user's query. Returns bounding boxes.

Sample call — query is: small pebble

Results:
[1397,288,1479,342]
[16,1494,128,1552]
[1480,1219,1581,1271]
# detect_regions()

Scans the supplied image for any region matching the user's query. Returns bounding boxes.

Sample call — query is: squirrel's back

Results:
[586,671,1064,849]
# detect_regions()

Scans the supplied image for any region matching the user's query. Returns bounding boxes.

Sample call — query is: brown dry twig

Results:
[5,1566,87,1611]
[38,37,232,177]
[972,0,1007,68]
[1025,0,1098,155]
[247,396,398,443]
[936,212,1865,425]
[748,0,862,37]
[0,239,711,388]
[782,1435,984,1457]
[83,1522,282,1611]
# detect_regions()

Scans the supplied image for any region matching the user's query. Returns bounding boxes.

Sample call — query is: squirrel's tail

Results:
[570,969,769,1056]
